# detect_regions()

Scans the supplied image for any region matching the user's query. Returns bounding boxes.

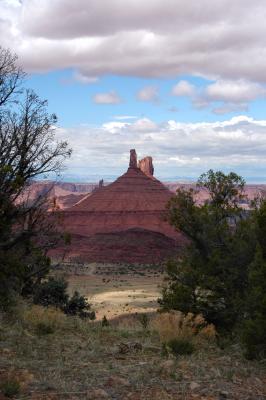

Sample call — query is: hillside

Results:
[1,263,265,400]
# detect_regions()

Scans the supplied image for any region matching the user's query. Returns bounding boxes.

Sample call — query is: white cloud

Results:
[129,118,157,132]
[73,71,98,84]
[212,103,248,115]
[206,79,266,103]
[171,79,266,114]
[2,0,266,83]
[102,121,128,133]
[113,115,138,120]
[56,115,266,180]
[172,80,195,96]
[92,91,122,104]
[137,86,159,103]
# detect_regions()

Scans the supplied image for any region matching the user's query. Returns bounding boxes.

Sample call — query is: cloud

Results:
[172,80,195,96]
[206,79,266,103]
[212,103,248,115]
[205,80,266,113]
[56,115,266,180]
[113,115,138,120]
[73,71,98,84]
[137,86,159,103]
[2,0,266,83]
[171,79,266,114]
[168,106,179,113]
[129,118,157,132]
[92,91,122,104]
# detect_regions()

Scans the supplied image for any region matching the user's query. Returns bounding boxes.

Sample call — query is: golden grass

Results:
[21,304,67,334]
[0,301,265,399]
[0,367,34,397]
[151,311,216,344]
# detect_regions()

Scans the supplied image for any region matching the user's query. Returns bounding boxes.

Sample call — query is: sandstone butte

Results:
[52,150,185,264]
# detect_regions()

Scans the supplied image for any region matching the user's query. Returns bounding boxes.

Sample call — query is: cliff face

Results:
[138,156,154,177]
[53,150,185,263]
[18,181,105,210]
[50,228,182,264]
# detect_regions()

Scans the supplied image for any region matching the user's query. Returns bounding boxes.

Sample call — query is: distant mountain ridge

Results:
[27,180,266,210]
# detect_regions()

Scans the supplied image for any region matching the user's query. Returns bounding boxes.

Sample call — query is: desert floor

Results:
[62,263,165,320]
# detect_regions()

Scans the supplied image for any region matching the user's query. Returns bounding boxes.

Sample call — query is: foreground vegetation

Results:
[0,45,71,308]
[160,170,266,359]
[0,302,265,400]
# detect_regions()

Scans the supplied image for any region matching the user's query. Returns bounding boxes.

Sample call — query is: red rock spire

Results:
[138,156,154,177]
[129,149,138,169]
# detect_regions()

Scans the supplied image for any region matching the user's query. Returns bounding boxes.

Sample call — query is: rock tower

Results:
[54,150,184,263]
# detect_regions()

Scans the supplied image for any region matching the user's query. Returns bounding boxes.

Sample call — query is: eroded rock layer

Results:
[138,156,154,177]
[56,150,185,263]
[50,228,182,264]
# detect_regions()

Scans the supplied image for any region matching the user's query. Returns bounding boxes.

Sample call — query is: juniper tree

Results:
[159,170,256,332]
[241,200,266,359]
[0,47,71,306]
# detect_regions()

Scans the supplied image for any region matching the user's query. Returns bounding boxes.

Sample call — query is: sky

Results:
[1,0,266,182]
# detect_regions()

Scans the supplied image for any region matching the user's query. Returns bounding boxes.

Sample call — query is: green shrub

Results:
[241,242,266,360]
[35,321,55,335]
[34,278,95,320]
[166,338,195,356]
[138,313,149,329]
[102,315,109,327]
[33,277,68,308]
[242,319,266,360]
[64,291,91,317]
[1,379,20,398]
[86,310,96,320]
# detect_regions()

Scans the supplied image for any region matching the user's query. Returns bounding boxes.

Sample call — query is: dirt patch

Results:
[66,269,163,319]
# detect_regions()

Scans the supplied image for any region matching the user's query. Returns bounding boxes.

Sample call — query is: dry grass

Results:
[20,304,67,335]
[0,302,265,400]
[151,311,217,344]
[0,368,34,397]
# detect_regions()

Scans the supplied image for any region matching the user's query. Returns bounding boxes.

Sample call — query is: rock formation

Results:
[138,156,154,177]
[129,149,138,168]
[52,150,185,263]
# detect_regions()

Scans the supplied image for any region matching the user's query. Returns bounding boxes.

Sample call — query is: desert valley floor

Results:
[58,263,164,320]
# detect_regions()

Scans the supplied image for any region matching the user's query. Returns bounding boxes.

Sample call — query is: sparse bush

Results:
[166,338,195,356]
[113,314,141,332]
[33,277,95,319]
[0,379,20,398]
[22,304,66,334]
[152,311,216,344]
[35,321,55,335]
[138,313,149,329]
[64,291,92,319]
[86,310,96,320]
[102,315,109,327]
